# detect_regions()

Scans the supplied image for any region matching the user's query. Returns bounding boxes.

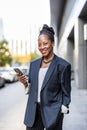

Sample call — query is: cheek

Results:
[47,45,53,51]
[38,47,42,53]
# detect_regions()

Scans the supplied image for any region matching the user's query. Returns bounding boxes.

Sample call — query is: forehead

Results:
[38,34,49,42]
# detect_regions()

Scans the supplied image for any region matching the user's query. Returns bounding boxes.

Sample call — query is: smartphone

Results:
[14,68,23,75]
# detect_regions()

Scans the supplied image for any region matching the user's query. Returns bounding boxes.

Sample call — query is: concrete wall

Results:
[74,19,87,89]
[59,0,76,41]
[58,1,87,89]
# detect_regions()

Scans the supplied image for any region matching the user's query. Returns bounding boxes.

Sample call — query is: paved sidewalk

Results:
[63,80,87,130]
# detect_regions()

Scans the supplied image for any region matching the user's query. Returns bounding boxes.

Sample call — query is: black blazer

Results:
[24,54,71,129]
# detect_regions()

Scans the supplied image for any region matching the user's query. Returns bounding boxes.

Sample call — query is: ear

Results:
[52,41,55,47]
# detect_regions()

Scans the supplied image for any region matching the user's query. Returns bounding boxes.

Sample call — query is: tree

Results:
[0,39,12,66]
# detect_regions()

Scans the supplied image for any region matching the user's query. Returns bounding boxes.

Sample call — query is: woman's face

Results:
[38,34,54,57]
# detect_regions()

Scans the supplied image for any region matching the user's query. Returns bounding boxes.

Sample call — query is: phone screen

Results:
[14,68,23,75]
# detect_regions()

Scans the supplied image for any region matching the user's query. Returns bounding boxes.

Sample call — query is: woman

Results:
[17,24,71,130]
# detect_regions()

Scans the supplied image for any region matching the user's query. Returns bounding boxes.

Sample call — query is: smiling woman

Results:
[16,24,71,130]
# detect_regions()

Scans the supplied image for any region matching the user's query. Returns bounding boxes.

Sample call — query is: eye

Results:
[43,42,48,45]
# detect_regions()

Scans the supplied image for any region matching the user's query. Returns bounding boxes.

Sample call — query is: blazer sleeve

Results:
[61,64,71,107]
[28,62,32,83]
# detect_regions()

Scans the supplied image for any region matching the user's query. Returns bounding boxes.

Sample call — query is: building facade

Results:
[0,18,4,40]
[50,0,87,89]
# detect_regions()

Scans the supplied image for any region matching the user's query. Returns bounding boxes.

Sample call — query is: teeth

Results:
[42,51,46,53]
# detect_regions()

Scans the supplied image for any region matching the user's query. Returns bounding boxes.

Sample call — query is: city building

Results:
[50,0,87,89]
[0,18,4,40]
[8,25,40,64]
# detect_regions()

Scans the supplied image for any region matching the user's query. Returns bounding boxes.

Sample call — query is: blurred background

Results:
[0,0,87,130]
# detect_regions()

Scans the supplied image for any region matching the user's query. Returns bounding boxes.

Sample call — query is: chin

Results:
[42,53,48,57]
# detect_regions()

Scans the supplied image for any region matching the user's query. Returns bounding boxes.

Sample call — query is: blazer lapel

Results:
[33,58,42,87]
[41,55,58,90]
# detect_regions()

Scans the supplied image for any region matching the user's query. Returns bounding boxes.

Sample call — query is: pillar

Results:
[66,39,74,80]
[74,19,87,89]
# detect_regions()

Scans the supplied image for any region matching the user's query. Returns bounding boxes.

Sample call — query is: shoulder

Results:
[31,57,41,63]
[55,55,71,70]
[30,57,42,67]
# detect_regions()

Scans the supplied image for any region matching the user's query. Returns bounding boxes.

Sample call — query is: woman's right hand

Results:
[17,73,28,88]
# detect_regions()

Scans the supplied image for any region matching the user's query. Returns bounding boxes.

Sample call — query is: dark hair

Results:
[39,24,55,42]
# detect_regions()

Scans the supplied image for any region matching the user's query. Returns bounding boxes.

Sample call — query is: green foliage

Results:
[30,52,41,61]
[0,39,13,66]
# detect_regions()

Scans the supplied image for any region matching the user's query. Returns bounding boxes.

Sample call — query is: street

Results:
[0,81,27,130]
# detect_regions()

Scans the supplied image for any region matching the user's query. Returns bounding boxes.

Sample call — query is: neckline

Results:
[40,67,48,69]
[42,59,52,64]
[42,53,55,64]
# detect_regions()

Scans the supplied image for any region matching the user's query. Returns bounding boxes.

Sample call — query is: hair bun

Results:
[42,24,55,35]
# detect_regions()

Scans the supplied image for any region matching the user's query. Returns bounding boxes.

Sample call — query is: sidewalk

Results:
[63,80,87,130]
